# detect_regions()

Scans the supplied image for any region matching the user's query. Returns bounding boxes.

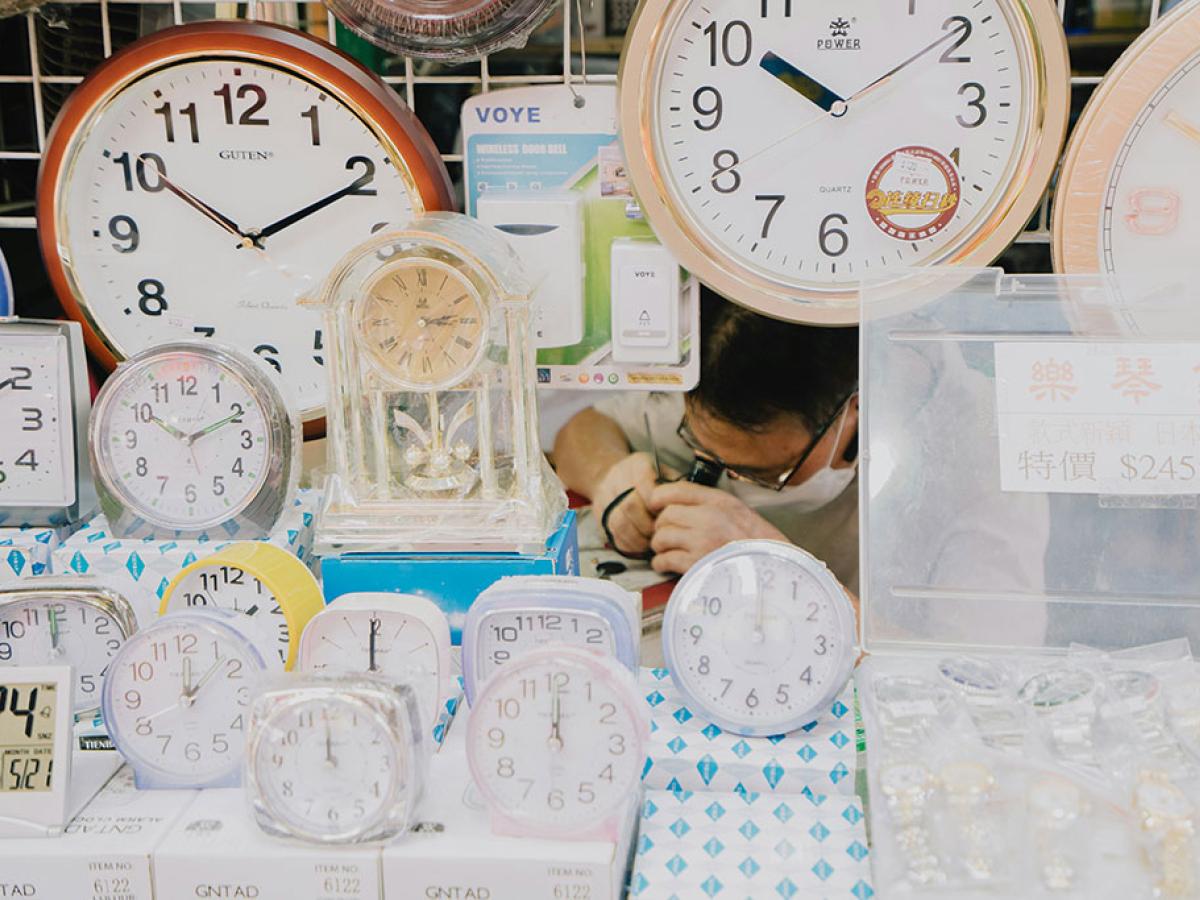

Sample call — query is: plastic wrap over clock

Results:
[309,211,566,553]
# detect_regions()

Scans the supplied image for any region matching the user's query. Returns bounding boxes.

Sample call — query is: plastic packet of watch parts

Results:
[936,654,1029,753]
[1068,640,1197,785]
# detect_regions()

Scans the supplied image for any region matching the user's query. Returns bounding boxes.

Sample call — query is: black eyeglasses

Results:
[676,392,856,491]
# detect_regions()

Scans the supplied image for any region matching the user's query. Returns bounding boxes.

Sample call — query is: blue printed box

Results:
[640,668,858,797]
[50,489,318,627]
[631,788,874,900]
[0,523,77,584]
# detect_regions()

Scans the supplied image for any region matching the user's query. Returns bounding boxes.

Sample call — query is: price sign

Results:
[995,342,1200,496]
[0,665,73,837]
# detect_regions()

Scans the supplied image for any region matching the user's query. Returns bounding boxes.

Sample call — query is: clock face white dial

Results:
[94,350,273,530]
[0,334,74,509]
[57,58,420,422]
[664,542,856,735]
[253,695,401,840]
[104,616,262,783]
[299,609,443,729]
[0,596,128,714]
[166,565,289,669]
[640,0,1046,295]
[1098,54,1200,301]
[474,608,615,686]
[467,650,646,835]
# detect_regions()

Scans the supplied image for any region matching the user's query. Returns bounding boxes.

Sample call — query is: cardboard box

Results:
[322,511,579,643]
[51,489,318,626]
[152,788,381,900]
[639,668,858,796]
[382,722,636,900]
[0,767,197,900]
[630,788,874,899]
[0,523,76,584]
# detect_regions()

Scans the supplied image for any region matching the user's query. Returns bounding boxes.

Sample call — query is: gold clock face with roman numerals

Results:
[356,257,488,389]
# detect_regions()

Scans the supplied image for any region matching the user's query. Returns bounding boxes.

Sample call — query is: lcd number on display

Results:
[0,681,56,793]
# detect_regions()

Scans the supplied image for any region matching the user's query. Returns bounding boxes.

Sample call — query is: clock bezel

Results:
[1052,1,1200,276]
[36,20,455,437]
[616,0,1070,323]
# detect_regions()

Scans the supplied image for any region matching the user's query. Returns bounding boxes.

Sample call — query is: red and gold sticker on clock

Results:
[37,20,454,436]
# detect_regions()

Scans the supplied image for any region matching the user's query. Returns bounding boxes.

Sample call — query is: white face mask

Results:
[725,403,858,513]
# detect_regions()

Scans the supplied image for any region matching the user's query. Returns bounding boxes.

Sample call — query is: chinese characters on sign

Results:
[995,343,1200,495]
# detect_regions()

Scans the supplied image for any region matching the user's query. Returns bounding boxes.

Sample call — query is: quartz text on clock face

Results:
[60,60,419,422]
[651,0,1034,291]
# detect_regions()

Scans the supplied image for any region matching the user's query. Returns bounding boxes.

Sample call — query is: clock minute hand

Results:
[185,411,242,444]
[252,174,366,243]
[759,51,847,116]
[845,22,968,104]
[138,155,256,247]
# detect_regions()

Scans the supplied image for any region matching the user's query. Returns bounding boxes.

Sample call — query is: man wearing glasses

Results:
[554,289,861,592]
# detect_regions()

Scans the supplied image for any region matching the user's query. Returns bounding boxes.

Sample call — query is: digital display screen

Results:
[0,681,56,793]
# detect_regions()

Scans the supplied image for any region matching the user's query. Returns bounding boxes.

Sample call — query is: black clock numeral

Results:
[346,156,378,196]
[704,20,752,67]
[956,82,987,128]
[15,449,37,472]
[21,408,42,431]
[108,215,139,253]
[214,83,269,126]
[153,101,199,143]
[137,278,168,316]
[113,152,167,192]
[0,366,32,391]
[818,214,849,257]
[312,329,324,366]
[692,86,723,131]
[193,325,216,338]
[229,403,245,424]
[711,150,741,194]
[759,0,791,16]
[300,105,320,146]
[939,16,972,63]
[755,194,785,238]
[254,344,282,373]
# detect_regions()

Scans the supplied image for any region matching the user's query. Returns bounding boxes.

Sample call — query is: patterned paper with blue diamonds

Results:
[631,788,873,900]
[50,488,319,627]
[0,522,78,585]
[640,668,857,796]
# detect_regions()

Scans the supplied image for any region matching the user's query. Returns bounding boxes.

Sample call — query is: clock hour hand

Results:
[548,678,564,752]
[846,21,968,104]
[1165,111,1200,147]
[759,52,847,116]
[138,155,257,248]
[149,414,190,443]
[250,171,369,244]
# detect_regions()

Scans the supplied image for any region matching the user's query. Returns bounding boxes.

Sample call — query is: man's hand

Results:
[594,452,661,558]
[648,481,787,575]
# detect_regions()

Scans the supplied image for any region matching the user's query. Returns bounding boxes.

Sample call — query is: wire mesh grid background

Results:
[0,0,1176,269]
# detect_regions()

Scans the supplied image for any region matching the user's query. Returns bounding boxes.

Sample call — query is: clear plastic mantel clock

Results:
[308,212,565,553]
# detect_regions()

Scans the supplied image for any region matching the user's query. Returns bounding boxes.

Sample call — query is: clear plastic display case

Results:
[310,212,566,554]
[858,268,1200,897]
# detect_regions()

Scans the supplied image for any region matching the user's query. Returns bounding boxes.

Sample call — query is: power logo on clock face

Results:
[865,146,961,242]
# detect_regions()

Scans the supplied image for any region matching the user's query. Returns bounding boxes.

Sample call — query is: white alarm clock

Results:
[246,673,427,844]
[0,318,95,526]
[88,341,300,540]
[160,543,324,671]
[462,576,639,705]
[0,581,138,717]
[297,593,452,732]
[662,540,856,736]
[101,608,268,788]
[466,646,648,840]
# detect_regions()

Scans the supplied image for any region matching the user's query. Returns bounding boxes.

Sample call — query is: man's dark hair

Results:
[688,287,858,433]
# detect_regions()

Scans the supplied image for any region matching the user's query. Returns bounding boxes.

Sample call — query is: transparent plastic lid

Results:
[861,269,1200,656]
